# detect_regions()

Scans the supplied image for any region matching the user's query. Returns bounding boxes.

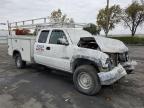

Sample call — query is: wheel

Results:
[73,65,101,95]
[15,54,26,69]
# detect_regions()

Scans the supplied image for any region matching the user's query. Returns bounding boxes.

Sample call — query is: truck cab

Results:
[34,29,73,72]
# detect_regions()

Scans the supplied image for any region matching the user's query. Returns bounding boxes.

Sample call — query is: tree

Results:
[121,2,144,36]
[83,23,101,35]
[49,9,74,24]
[97,5,122,37]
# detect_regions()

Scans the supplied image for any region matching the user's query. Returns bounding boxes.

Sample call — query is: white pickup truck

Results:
[8,28,136,95]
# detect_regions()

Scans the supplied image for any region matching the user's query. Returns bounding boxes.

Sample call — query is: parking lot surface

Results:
[0,44,144,108]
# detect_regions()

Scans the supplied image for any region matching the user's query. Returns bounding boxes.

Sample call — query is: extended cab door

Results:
[34,30,50,65]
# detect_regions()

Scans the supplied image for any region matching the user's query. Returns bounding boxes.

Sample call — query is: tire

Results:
[73,65,101,95]
[15,54,26,69]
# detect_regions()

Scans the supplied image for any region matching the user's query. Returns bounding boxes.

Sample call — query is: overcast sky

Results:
[0,0,143,35]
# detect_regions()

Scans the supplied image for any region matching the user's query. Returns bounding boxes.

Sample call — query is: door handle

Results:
[46,47,50,50]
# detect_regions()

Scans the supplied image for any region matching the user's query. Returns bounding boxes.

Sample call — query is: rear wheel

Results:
[73,65,101,95]
[15,54,26,69]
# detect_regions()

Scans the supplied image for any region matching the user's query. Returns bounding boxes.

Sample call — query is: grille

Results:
[118,52,129,62]
[109,53,119,67]
[108,52,128,67]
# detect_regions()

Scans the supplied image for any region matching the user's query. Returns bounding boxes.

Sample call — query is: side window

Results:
[49,30,67,44]
[38,30,49,43]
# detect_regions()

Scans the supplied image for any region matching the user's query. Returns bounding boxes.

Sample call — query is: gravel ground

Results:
[0,44,144,108]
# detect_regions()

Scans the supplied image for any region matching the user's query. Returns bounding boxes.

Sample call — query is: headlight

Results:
[119,52,129,62]
[100,58,112,72]
[125,52,129,61]
[109,53,118,67]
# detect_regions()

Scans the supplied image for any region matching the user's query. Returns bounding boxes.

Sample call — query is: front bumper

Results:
[122,61,137,73]
[98,64,127,85]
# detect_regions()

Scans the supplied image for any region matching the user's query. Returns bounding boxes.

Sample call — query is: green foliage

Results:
[49,9,74,24]
[111,36,144,44]
[121,2,144,36]
[97,5,122,36]
[83,23,101,35]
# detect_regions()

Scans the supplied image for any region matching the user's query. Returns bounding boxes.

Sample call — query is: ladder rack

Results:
[9,17,88,29]
[8,17,89,35]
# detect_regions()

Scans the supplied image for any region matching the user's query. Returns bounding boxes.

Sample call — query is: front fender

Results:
[70,47,109,71]
[70,55,102,71]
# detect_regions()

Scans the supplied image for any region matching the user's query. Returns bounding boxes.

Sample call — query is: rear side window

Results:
[38,30,49,43]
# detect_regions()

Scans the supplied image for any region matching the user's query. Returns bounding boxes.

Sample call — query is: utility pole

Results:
[106,0,109,37]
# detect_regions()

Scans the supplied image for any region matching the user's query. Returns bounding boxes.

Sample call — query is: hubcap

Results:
[78,72,92,89]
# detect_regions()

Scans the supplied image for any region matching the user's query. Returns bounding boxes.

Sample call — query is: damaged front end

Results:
[97,52,137,85]
[98,64,127,85]
[94,36,137,74]
[107,52,137,74]
[77,36,137,85]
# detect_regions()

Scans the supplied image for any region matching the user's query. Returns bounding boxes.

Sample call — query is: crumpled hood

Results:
[94,36,128,53]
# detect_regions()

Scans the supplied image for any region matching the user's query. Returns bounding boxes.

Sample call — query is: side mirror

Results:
[57,38,69,46]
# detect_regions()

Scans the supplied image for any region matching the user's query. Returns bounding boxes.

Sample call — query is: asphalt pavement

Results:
[0,44,144,108]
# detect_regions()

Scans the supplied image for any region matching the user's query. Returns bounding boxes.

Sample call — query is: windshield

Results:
[66,29,93,45]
